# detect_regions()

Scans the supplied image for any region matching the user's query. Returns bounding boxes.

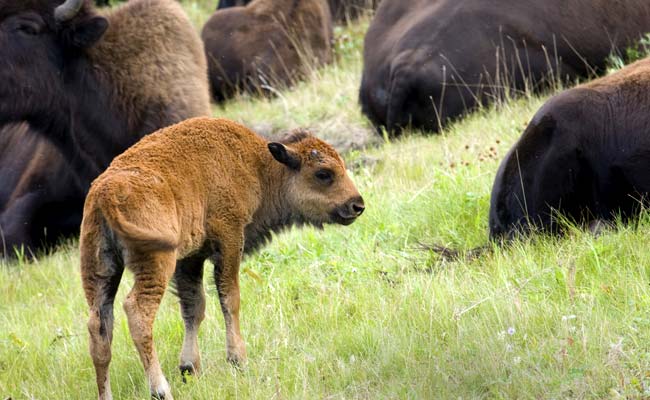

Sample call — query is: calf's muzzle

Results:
[332,196,365,225]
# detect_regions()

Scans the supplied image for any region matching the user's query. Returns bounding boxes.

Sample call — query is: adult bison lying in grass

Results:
[202,0,333,101]
[80,118,365,399]
[0,124,83,256]
[0,0,210,256]
[360,0,650,134]
[489,57,650,239]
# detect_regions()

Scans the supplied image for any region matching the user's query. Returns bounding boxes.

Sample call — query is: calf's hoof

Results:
[226,350,247,369]
[151,389,173,400]
[150,379,172,400]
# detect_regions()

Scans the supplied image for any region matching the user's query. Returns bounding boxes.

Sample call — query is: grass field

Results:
[3,2,650,399]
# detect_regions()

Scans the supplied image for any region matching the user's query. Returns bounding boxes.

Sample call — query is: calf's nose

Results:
[348,197,365,217]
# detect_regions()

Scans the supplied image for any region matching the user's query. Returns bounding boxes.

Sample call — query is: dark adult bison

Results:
[202,0,333,101]
[360,0,650,134]
[0,0,210,256]
[489,57,650,239]
[216,0,376,23]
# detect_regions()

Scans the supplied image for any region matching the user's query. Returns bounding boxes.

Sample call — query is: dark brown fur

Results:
[202,0,333,101]
[80,118,364,399]
[0,124,83,255]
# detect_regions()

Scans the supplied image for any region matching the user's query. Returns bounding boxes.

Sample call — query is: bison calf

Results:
[80,117,364,399]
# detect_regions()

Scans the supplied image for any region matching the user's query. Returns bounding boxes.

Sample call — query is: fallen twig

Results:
[416,242,491,261]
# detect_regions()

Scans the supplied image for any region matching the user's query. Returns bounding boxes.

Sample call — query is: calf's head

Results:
[0,0,108,125]
[268,131,365,227]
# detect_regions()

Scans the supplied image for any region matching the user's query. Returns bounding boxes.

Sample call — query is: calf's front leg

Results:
[211,235,246,366]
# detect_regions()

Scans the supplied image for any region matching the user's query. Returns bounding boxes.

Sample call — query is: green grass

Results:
[3,4,650,400]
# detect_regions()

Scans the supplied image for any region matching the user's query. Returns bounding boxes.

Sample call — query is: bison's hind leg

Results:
[122,249,177,400]
[80,221,125,400]
[172,255,206,380]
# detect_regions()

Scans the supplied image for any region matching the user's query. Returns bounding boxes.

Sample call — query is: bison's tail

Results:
[98,195,179,252]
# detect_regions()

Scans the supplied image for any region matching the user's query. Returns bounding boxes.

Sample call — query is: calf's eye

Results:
[315,169,333,184]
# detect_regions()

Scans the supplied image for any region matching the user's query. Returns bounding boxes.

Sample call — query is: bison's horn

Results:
[54,0,84,22]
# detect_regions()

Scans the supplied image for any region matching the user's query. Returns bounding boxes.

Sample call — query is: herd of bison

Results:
[3,0,650,397]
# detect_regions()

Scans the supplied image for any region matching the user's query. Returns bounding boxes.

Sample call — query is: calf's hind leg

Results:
[123,250,177,400]
[173,256,206,379]
[81,231,124,400]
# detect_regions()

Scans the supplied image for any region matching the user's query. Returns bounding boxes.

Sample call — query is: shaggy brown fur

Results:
[91,0,211,134]
[201,0,333,101]
[80,118,364,399]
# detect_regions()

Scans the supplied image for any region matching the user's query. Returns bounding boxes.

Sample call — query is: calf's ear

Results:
[268,143,301,170]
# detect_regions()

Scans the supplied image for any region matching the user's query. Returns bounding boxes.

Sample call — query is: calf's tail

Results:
[98,193,179,252]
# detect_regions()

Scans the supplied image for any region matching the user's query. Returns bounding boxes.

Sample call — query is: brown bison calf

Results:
[80,117,364,399]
